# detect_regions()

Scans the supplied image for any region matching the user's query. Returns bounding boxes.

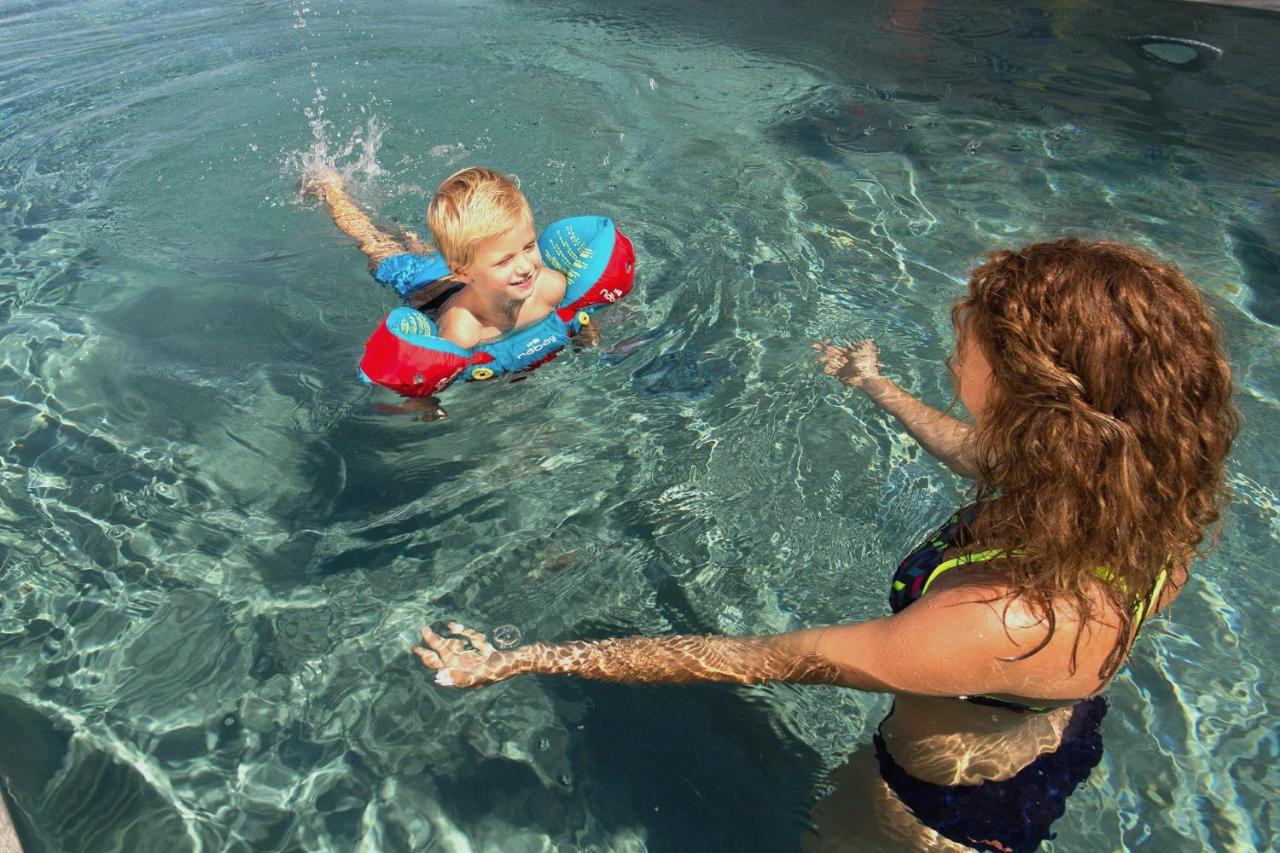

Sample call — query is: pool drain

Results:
[1128,36,1223,70]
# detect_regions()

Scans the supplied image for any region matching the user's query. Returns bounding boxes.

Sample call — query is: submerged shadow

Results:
[559,679,823,852]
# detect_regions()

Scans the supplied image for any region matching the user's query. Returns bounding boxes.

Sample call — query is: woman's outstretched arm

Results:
[815,340,978,479]
[416,624,845,688]
[303,168,406,271]
[412,588,1109,700]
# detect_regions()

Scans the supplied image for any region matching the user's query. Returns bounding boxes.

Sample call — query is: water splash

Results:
[284,0,386,201]
[289,109,388,204]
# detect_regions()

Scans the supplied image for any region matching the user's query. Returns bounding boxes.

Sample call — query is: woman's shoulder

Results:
[910,560,1171,698]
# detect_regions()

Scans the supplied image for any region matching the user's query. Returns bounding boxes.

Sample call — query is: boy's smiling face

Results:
[453,216,543,303]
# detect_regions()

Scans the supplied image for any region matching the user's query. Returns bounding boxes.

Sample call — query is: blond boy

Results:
[306,166,570,350]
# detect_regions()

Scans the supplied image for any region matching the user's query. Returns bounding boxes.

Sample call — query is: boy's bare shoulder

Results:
[539,267,568,309]
[435,302,482,349]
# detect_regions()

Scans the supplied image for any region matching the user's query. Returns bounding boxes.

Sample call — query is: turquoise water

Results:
[2,0,1278,849]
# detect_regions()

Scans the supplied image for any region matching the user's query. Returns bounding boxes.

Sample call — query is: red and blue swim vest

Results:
[359,216,635,397]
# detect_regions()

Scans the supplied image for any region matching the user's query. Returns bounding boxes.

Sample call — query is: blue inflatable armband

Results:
[374,252,453,300]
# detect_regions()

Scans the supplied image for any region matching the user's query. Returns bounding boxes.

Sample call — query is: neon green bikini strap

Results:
[1133,567,1169,625]
[922,544,1171,624]
[1095,565,1170,624]
[924,554,1170,621]
[919,548,1012,596]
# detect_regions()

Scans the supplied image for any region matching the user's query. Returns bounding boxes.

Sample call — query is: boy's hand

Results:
[814,339,882,389]
[299,164,344,201]
[400,228,434,256]
[373,396,448,421]
[573,322,601,349]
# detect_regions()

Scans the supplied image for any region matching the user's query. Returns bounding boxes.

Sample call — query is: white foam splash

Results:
[289,112,388,205]
[284,0,388,204]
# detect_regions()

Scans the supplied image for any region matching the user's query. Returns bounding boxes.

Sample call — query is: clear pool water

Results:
[2,0,1277,849]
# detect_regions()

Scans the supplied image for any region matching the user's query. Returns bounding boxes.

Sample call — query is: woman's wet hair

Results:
[954,238,1238,678]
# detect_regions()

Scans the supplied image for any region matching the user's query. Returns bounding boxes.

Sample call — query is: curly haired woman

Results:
[412,239,1239,851]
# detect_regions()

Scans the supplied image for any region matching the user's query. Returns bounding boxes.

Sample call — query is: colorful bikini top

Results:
[358,216,635,397]
[892,504,1168,713]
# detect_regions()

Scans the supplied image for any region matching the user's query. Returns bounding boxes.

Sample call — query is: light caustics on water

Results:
[0,0,1278,851]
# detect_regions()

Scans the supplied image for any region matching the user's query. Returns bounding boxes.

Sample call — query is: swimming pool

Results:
[1,0,1277,849]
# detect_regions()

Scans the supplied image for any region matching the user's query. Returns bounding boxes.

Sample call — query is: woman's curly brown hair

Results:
[954,238,1238,679]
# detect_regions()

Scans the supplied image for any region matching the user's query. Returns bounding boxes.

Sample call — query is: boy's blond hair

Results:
[427,167,532,271]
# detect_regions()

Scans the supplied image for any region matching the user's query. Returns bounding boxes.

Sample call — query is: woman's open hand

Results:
[814,339,883,389]
[413,622,518,688]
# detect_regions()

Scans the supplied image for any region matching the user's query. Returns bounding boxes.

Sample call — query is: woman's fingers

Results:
[806,338,884,388]
[849,340,881,376]
[413,631,448,671]
[447,622,496,656]
[419,626,463,657]
[819,352,848,374]
[814,342,852,366]
[412,644,442,669]
[420,626,444,648]
[418,622,497,660]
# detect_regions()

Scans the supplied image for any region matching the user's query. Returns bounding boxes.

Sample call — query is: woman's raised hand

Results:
[413,622,517,688]
[814,339,883,390]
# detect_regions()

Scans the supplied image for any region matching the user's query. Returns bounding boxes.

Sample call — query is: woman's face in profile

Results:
[950,325,997,422]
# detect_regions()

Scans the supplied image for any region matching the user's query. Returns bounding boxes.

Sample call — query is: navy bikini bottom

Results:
[874,697,1107,853]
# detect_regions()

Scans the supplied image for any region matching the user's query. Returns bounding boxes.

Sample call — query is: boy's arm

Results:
[304,170,406,271]
[816,340,978,479]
